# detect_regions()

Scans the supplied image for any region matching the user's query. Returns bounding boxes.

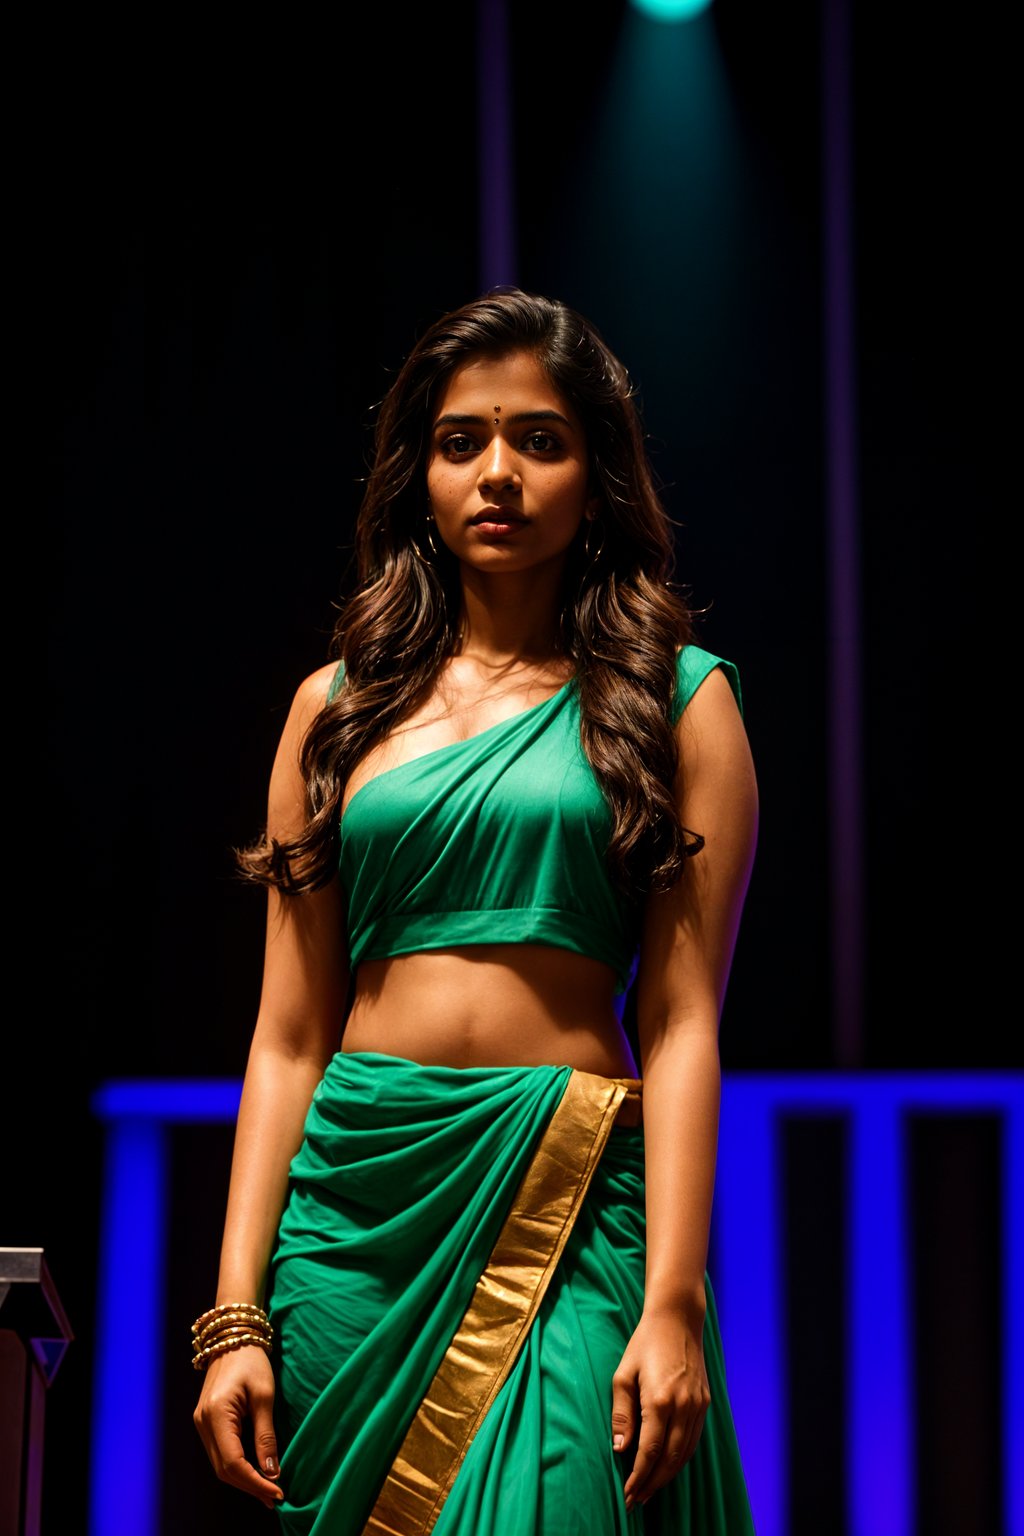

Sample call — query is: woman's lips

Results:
[470,509,528,535]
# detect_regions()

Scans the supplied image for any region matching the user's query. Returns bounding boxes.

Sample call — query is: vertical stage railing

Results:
[91,1072,1024,1536]
[714,1072,1023,1536]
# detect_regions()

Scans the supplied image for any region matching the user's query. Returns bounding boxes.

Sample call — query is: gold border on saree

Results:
[363,1069,641,1536]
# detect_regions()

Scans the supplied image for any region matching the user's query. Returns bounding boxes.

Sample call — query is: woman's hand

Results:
[610,1306,711,1511]
[193,1345,284,1511]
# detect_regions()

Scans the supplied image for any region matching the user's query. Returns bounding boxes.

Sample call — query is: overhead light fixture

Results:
[629,0,713,20]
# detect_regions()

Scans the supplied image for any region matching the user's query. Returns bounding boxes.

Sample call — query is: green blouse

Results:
[336,646,741,995]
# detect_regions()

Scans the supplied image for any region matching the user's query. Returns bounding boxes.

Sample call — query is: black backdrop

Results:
[17,1,1013,1530]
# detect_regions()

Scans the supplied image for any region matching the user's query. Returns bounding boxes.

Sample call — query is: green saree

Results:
[265,1050,755,1535]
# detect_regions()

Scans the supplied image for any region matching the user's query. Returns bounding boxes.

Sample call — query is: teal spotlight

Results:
[629,0,712,19]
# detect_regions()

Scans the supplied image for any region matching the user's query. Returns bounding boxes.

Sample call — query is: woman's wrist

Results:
[641,1279,707,1328]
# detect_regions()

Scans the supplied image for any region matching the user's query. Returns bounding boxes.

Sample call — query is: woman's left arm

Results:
[612,665,758,1511]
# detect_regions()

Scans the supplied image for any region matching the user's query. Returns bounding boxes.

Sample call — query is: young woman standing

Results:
[193,287,759,1534]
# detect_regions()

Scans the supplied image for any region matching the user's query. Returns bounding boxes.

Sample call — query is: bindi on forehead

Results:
[494,405,501,424]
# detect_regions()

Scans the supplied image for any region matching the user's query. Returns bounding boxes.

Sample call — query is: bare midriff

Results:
[342,943,639,1077]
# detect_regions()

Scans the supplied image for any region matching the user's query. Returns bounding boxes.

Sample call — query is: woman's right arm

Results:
[193,663,350,1510]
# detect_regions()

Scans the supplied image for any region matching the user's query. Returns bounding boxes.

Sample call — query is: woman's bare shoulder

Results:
[295,660,343,709]
[272,662,343,758]
[281,660,343,723]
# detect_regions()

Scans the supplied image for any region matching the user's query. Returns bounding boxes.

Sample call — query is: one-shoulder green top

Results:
[335,646,741,995]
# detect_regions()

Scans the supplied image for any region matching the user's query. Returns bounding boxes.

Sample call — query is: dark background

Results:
[13,0,1014,1530]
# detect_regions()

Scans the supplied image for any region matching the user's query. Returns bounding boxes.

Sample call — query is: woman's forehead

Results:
[434,351,575,419]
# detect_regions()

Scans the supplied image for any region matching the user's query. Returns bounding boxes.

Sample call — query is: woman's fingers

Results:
[627,1399,710,1508]
[613,1319,712,1509]
[610,1366,638,1454]
[623,1394,671,1509]
[194,1352,284,1509]
[679,1398,708,1469]
[251,1377,282,1497]
[221,1442,283,1508]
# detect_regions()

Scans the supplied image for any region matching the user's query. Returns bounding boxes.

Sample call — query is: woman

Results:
[193,287,759,1534]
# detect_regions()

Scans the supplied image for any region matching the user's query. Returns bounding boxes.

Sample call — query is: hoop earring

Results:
[424,513,441,559]
[583,518,605,565]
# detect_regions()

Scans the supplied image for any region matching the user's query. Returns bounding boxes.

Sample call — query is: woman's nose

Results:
[477,438,521,491]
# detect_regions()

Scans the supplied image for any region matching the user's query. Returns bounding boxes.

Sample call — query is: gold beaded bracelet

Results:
[192,1331,273,1372]
[194,1313,274,1351]
[191,1302,273,1371]
[192,1301,269,1335]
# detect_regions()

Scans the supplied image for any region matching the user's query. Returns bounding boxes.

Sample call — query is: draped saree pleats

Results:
[265,1051,755,1536]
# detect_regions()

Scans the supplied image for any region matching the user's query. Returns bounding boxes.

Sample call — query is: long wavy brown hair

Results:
[239,287,702,899]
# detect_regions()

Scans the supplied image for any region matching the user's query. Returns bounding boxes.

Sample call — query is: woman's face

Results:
[426,350,598,576]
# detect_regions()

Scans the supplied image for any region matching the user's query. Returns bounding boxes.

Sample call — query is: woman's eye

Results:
[440,434,477,457]
[524,431,559,452]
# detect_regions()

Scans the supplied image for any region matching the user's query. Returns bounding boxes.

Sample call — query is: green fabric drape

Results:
[266,1051,755,1535]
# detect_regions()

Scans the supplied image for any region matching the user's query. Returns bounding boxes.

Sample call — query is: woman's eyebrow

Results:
[433,409,573,428]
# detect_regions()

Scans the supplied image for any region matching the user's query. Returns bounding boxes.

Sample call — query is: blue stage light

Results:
[629,0,713,20]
